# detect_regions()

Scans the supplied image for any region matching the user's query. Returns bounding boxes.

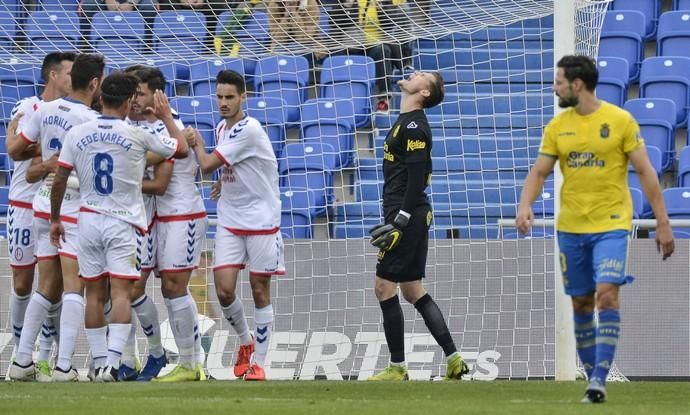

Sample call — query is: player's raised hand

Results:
[210,180,221,200]
[655,221,674,260]
[149,90,173,120]
[181,127,198,147]
[515,205,534,235]
[49,220,65,249]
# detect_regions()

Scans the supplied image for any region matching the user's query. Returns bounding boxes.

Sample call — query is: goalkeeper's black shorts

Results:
[376,205,432,283]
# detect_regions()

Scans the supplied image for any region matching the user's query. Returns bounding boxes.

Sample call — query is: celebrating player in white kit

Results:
[8,54,105,382]
[4,52,76,382]
[49,72,189,381]
[190,70,284,381]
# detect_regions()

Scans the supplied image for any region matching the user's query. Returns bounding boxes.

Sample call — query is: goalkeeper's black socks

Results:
[380,295,406,363]
[414,293,457,357]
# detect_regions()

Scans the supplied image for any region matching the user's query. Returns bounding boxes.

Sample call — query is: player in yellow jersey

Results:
[516,55,674,404]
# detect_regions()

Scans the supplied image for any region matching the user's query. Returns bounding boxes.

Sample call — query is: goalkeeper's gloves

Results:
[369,211,410,251]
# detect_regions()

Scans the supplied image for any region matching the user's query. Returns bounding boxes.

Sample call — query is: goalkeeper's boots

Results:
[36,360,53,382]
[581,378,607,404]
[137,353,168,381]
[9,361,36,381]
[51,365,79,382]
[368,364,409,381]
[118,363,140,381]
[243,363,266,381]
[152,364,200,382]
[444,353,470,380]
[234,336,255,378]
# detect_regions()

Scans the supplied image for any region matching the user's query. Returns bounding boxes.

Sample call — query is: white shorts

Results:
[33,214,79,260]
[213,227,286,276]
[136,220,157,272]
[7,201,37,268]
[77,211,139,280]
[156,216,208,273]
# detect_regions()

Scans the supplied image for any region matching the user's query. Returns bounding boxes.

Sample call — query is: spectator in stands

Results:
[81,0,159,47]
[159,0,238,37]
[267,0,322,54]
[327,0,413,112]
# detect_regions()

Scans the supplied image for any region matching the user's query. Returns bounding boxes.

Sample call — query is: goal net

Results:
[0,0,616,381]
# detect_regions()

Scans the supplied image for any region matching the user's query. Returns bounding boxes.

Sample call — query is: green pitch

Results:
[0,381,686,415]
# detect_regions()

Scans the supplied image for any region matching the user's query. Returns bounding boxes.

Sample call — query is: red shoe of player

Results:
[233,337,255,378]
[243,363,266,381]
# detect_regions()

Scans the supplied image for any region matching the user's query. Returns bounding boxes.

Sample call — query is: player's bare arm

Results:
[26,154,58,184]
[516,155,557,234]
[48,165,71,248]
[189,129,225,174]
[142,159,174,196]
[6,113,40,161]
[628,146,674,259]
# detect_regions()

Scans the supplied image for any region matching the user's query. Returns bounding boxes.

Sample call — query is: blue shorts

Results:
[557,230,631,297]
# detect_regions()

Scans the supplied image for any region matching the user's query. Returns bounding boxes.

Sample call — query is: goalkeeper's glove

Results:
[369,211,410,251]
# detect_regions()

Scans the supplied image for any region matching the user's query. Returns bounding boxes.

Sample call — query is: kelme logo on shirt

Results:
[407,139,426,151]
[600,123,610,139]
[407,121,418,129]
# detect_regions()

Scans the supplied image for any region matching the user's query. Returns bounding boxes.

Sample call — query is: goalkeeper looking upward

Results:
[516,55,674,403]
[368,71,469,381]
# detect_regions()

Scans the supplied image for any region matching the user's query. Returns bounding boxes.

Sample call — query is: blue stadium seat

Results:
[630,187,644,219]
[91,11,145,60]
[417,27,553,50]
[0,0,19,14]
[187,57,245,97]
[215,10,270,75]
[332,201,381,238]
[439,69,552,95]
[414,48,552,71]
[153,11,207,58]
[675,0,690,10]
[611,0,660,39]
[639,56,690,127]
[599,10,646,81]
[596,57,630,107]
[0,63,39,120]
[280,187,315,238]
[27,11,80,54]
[41,0,80,12]
[169,96,218,149]
[420,92,550,117]
[244,96,287,157]
[624,98,676,171]
[0,10,17,53]
[0,186,9,216]
[320,55,375,127]
[254,55,310,123]
[663,187,690,218]
[278,143,337,214]
[678,146,690,186]
[356,157,382,182]
[628,145,662,217]
[657,11,690,58]
[300,98,356,168]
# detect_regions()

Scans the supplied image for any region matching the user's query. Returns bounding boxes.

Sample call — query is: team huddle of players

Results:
[5,52,284,382]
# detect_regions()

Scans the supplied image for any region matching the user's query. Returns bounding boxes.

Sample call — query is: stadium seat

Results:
[332,201,382,238]
[300,98,356,168]
[153,11,208,58]
[675,0,690,10]
[0,63,40,120]
[678,146,690,186]
[599,10,646,81]
[0,186,9,216]
[356,157,382,182]
[639,56,690,127]
[169,96,218,149]
[27,10,80,54]
[244,96,288,157]
[419,92,550,117]
[623,98,676,171]
[414,47,553,71]
[187,57,245,97]
[596,57,630,107]
[320,55,376,127]
[630,187,644,219]
[657,11,690,58]
[0,11,16,53]
[91,11,145,60]
[628,145,662,217]
[254,55,310,124]
[611,0,660,39]
[41,0,80,12]
[663,187,690,218]
[278,143,337,214]
[439,68,552,95]
[215,10,270,75]
[280,187,315,238]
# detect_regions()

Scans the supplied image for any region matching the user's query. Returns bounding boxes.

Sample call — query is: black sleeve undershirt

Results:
[401,161,426,218]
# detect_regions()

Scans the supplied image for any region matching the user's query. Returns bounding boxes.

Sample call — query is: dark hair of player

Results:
[557,55,598,91]
[124,65,166,93]
[100,72,140,108]
[71,53,105,91]
[216,69,246,94]
[422,72,445,109]
[41,52,76,83]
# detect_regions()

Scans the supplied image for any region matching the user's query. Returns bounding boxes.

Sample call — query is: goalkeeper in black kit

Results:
[368,71,469,381]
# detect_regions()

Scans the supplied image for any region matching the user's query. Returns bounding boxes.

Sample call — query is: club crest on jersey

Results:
[600,123,610,139]
[407,121,418,129]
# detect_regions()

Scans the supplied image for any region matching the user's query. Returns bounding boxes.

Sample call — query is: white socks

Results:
[167,295,197,368]
[106,323,131,369]
[121,313,138,369]
[190,298,204,365]
[10,291,30,345]
[254,304,273,366]
[85,326,108,370]
[15,293,52,366]
[132,294,164,358]
[56,293,84,371]
[221,297,252,345]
